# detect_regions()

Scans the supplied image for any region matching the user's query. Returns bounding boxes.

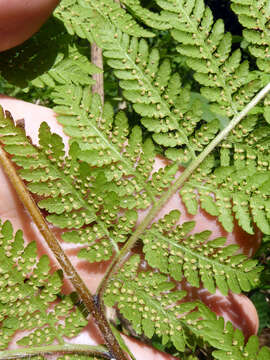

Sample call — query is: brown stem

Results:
[91,42,104,105]
[0,144,128,360]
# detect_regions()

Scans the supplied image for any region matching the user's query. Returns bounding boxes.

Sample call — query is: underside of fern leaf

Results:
[104,255,269,359]
[55,0,155,40]
[141,210,261,295]
[0,103,179,264]
[0,102,264,296]
[0,0,270,359]
[0,219,87,350]
[231,0,270,74]
[154,0,262,119]
[181,139,270,234]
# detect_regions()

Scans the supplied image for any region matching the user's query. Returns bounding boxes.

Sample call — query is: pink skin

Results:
[0,96,260,359]
[0,0,60,52]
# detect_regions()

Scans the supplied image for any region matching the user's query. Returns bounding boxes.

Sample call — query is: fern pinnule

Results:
[121,0,171,31]
[195,303,270,360]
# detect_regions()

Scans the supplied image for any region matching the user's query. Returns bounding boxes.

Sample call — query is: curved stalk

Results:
[98,82,270,299]
[0,343,110,359]
[0,145,128,360]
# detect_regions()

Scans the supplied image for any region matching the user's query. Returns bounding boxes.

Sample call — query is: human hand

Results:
[0,95,260,359]
[0,0,59,52]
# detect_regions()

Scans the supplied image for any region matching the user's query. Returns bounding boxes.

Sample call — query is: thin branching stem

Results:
[0,344,110,359]
[0,145,128,360]
[98,81,270,299]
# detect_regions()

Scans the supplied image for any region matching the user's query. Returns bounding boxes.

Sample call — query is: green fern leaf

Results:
[180,124,270,234]
[0,220,87,350]
[0,103,179,263]
[0,18,100,89]
[155,0,262,119]
[104,254,199,352]
[121,0,171,30]
[231,0,270,74]
[55,0,154,39]
[104,255,266,358]
[90,20,222,159]
[1,1,270,357]
[141,210,261,295]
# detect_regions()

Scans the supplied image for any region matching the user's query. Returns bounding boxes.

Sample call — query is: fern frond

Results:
[231,0,270,74]
[55,0,154,39]
[52,83,179,196]
[141,210,261,295]
[180,135,270,234]
[0,220,87,349]
[90,20,217,158]
[196,303,270,360]
[104,255,267,359]
[121,0,171,30]
[0,18,100,89]
[155,0,262,119]
[104,254,198,352]
[0,103,179,263]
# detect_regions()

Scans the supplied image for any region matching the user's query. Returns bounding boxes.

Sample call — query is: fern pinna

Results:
[0,219,87,350]
[0,0,270,359]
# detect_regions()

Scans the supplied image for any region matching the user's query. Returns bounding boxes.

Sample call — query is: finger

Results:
[0,0,59,52]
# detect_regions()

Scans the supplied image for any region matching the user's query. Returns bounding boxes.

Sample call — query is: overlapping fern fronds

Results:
[0,100,179,263]
[0,98,262,295]
[88,17,224,165]
[180,116,270,234]
[152,0,262,119]
[0,0,270,359]
[0,18,100,90]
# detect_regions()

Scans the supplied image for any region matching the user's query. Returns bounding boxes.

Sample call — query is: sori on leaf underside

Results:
[0,0,270,359]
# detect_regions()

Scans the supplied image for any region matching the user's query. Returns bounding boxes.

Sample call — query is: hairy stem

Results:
[91,42,104,105]
[0,145,128,360]
[0,344,110,359]
[98,81,270,298]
